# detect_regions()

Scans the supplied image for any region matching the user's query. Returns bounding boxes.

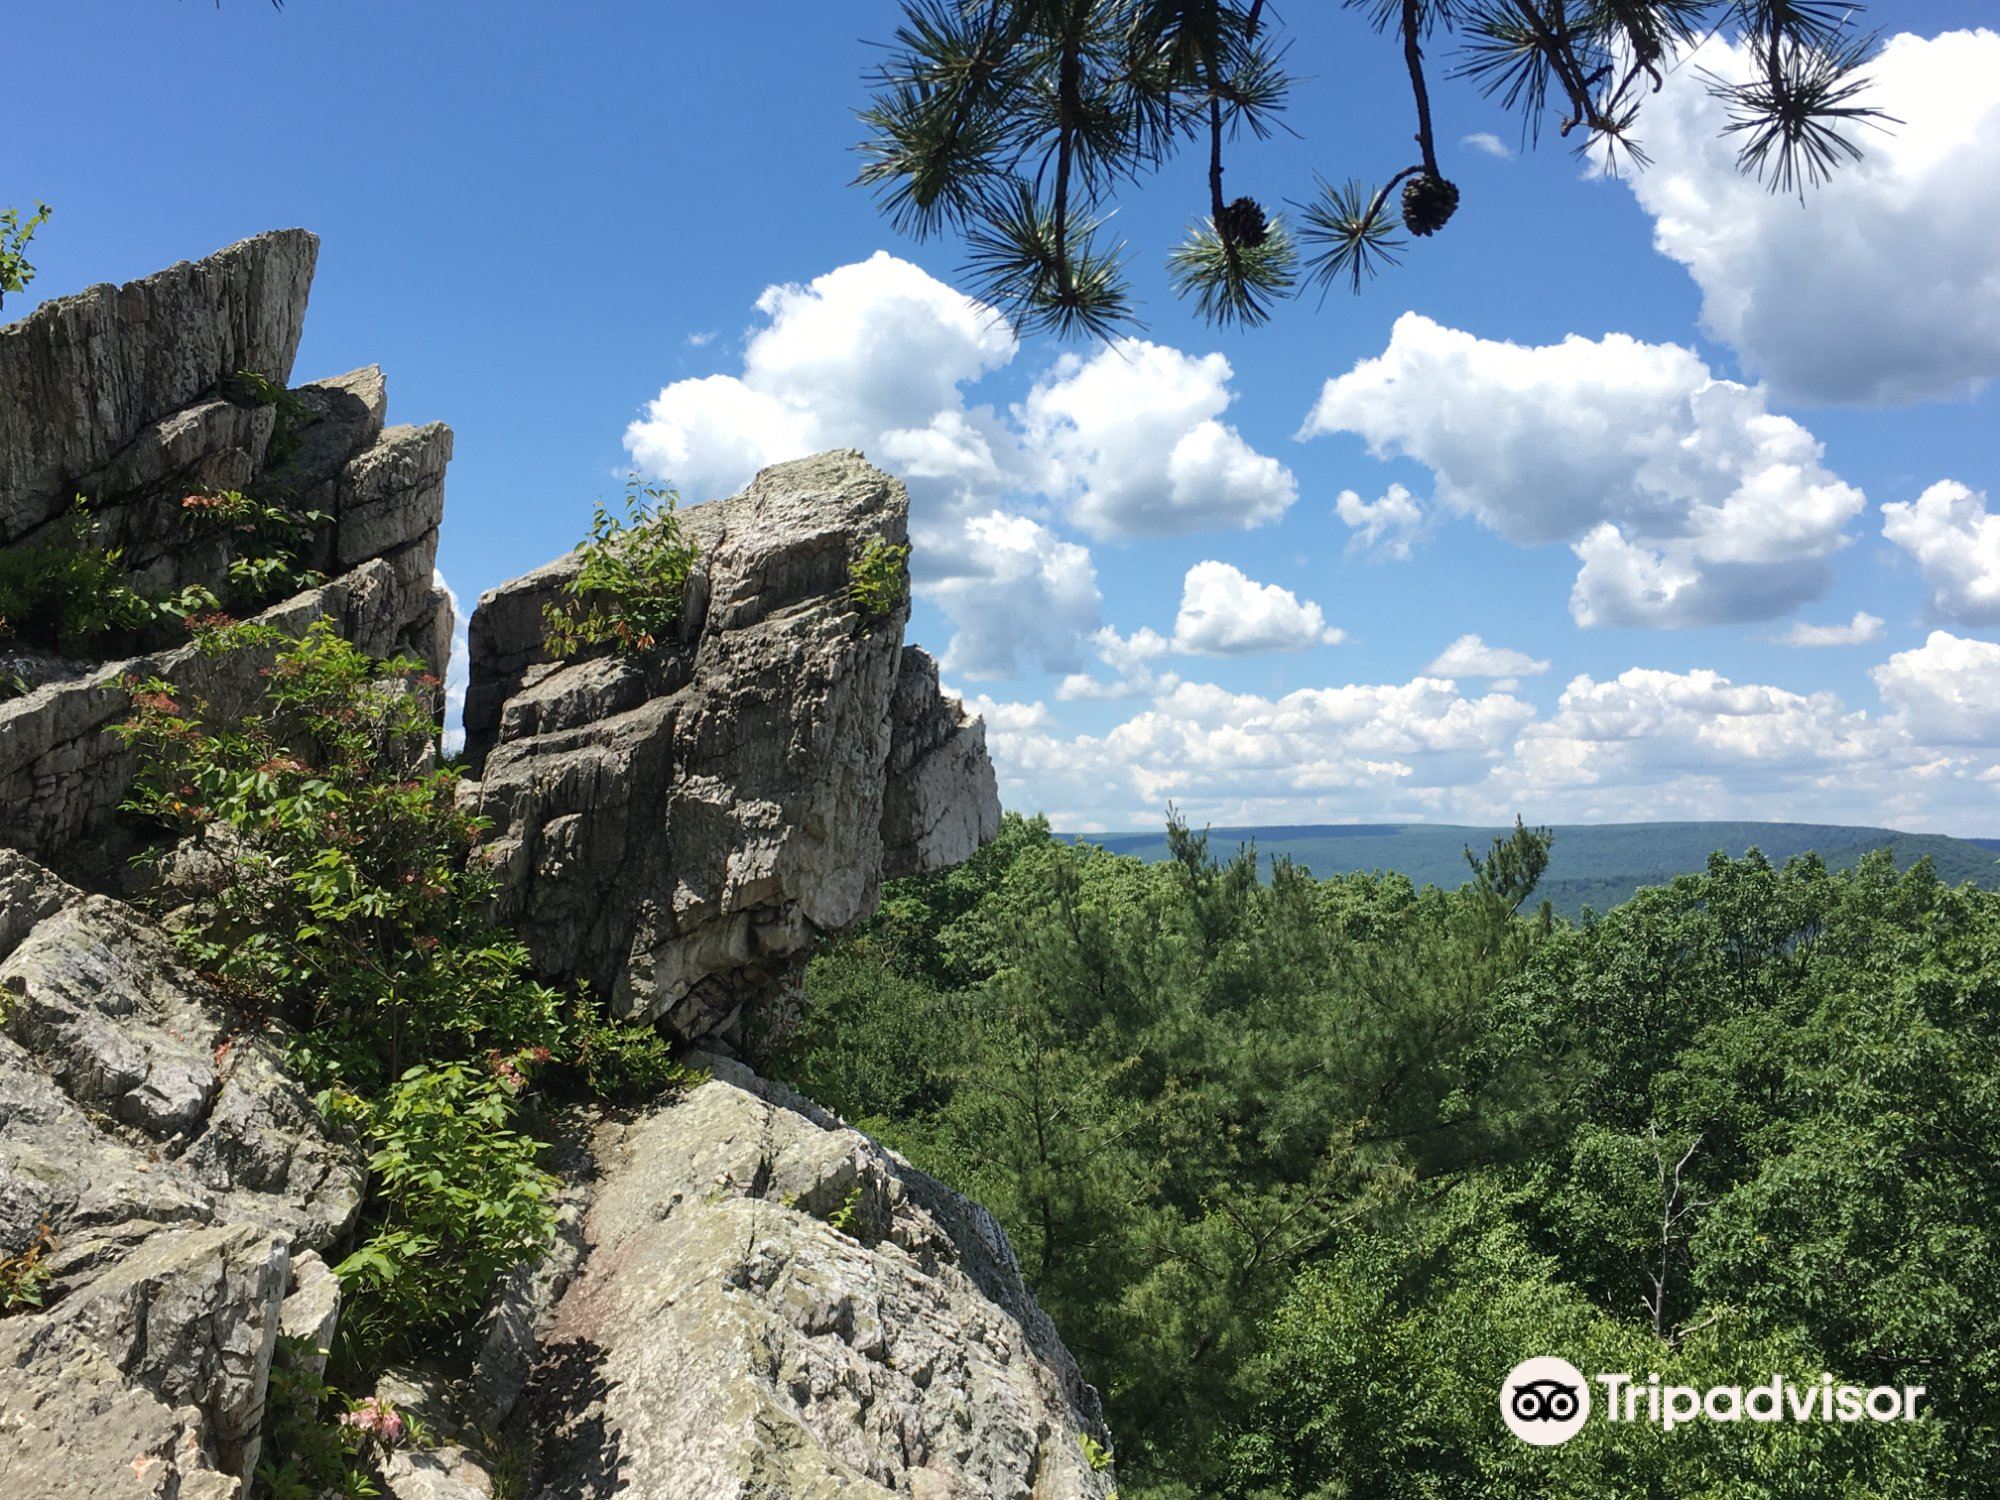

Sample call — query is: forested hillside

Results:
[775,815,2000,1498]
[1076,821,2000,917]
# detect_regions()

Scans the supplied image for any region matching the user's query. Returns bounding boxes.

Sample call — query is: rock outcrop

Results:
[522,1057,1115,1500]
[0,850,360,1496]
[0,231,1103,1500]
[462,449,1000,1043]
[0,230,450,885]
[0,229,316,542]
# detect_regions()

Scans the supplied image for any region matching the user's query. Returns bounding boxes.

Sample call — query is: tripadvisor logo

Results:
[1499,1358,1927,1446]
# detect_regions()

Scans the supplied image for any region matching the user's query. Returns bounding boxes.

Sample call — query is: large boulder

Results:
[462,450,999,1042]
[0,850,362,1493]
[0,229,317,544]
[522,1057,1115,1500]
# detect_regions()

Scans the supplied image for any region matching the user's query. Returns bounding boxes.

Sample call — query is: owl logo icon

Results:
[1500,1357,1592,1445]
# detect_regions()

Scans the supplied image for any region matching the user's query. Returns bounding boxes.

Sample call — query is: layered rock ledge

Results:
[462,449,1000,1044]
[0,850,358,1497]
[0,230,450,886]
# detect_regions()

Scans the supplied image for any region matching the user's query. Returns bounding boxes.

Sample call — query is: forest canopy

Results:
[775,814,1999,1498]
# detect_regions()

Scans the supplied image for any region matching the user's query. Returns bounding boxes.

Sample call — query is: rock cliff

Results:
[0,230,449,886]
[463,447,999,1044]
[0,232,1099,1499]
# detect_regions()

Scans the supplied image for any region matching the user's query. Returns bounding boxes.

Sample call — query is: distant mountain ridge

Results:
[1063,821,2000,917]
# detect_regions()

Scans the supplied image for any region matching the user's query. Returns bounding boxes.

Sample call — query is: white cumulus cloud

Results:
[1018,339,1297,539]
[1335,483,1426,559]
[1302,313,1866,627]
[1461,132,1514,159]
[1873,630,2000,744]
[1881,480,2000,625]
[1170,561,1345,656]
[1621,29,2000,405]
[924,511,1102,679]
[1426,634,1551,680]
[971,645,2000,833]
[1775,612,1886,648]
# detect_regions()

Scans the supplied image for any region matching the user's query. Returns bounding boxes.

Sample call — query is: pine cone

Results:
[1400,174,1460,237]
[1217,196,1269,249]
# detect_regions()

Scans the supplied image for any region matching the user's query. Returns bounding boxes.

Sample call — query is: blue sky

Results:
[16,2,2000,832]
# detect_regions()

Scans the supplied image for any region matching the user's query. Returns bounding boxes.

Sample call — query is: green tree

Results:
[855,2,1891,334]
[780,814,1564,1493]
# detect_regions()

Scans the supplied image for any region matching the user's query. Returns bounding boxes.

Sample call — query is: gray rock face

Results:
[0,229,317,543]
[0,232,453,884]
[463,450,1001,1041]
[882,646,1002,882]
[0,554,443,886]
[524,1057,1115,1500]
[0,850,363,1494]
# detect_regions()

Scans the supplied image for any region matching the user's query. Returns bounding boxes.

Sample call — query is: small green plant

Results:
[1079,1433,1115,1473]
[333,1059,558,1358]
[542,476,698,659]
[255,1336,382,1500]
[183,487,330,607]
[848,535,909,620]
[0,201,51,311]
[569,1000,702,1101]
[0,500,159,654]
[0,489,323,659]
[0,1223,56,1314]
[826,1183,864,1236]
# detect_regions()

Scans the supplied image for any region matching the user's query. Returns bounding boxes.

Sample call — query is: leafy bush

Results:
[0,201,50,310]
[848,535,909,619]
[542,476,697,658]
[569,1001,700,1101]
[115,624,569,1355]
[0,502,164,654]
[0,488,323,659]
[255,1336,381,1500]
[114,620,698,1380]
[333,1060,558,1357]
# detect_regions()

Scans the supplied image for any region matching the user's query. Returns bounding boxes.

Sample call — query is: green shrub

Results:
[332,1060,558,1357]
[542,476,698,658]
[115,623,570,1361]
[0,501,160,653]
[114,621,699,1377]
[569,1001,702,1102]
[115,622,564,1090]
[255,1336,381,1500]
[848,535,909,619]
[0,201,50,311]
[0,489,323,658]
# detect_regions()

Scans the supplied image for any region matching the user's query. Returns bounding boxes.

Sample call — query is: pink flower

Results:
[340,1397,405,1447]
